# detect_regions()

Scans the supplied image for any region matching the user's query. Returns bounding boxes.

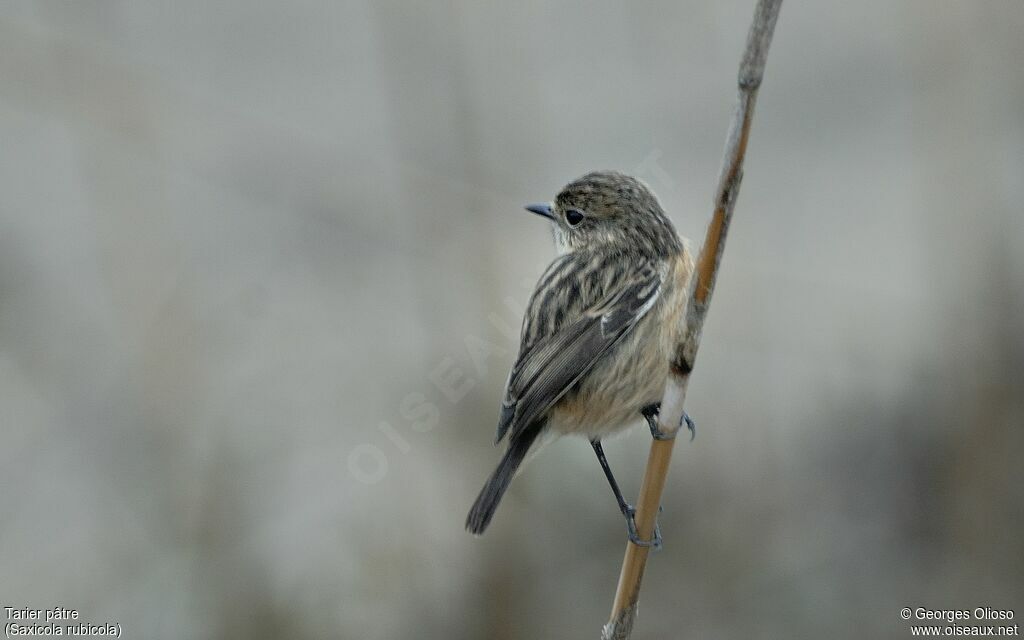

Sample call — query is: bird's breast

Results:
[548,251,693,440]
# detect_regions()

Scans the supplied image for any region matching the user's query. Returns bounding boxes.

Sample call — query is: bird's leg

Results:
[590,439,630,516]
[641,402,696,442]
[590,439,662,550]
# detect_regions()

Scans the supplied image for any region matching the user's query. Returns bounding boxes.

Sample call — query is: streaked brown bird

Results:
[466,170,695,545]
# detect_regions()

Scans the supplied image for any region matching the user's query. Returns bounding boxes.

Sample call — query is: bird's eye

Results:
[565,209,585,227]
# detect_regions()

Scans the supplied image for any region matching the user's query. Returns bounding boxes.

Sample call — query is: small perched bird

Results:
[466,170,695,544]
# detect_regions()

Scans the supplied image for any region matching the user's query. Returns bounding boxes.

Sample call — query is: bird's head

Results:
[524,170,681,257]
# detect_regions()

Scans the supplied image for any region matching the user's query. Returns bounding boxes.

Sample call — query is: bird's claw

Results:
[641,403,696,442]
[624,504,663,551]
[682,412,696,441]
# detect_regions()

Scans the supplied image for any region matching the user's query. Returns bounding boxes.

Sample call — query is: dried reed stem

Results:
[602,2,782,637]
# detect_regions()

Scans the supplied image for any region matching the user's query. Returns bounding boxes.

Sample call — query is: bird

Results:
[465,170,695,545]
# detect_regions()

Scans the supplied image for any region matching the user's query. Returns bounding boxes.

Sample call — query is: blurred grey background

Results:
[1,2,1022,639]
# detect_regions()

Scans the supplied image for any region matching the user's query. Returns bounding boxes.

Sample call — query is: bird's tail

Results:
[465,422,543,535]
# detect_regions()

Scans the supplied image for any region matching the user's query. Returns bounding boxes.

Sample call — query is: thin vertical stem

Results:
[602,2,782,637]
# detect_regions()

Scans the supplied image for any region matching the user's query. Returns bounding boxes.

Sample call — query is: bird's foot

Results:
[682,412,696,441]
[623,504,663,551]
[641,403,696,441]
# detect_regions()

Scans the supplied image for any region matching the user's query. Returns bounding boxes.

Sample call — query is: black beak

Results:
[524,203,554,220]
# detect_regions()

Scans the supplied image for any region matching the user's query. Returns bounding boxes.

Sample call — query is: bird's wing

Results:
[495,258,662,444]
